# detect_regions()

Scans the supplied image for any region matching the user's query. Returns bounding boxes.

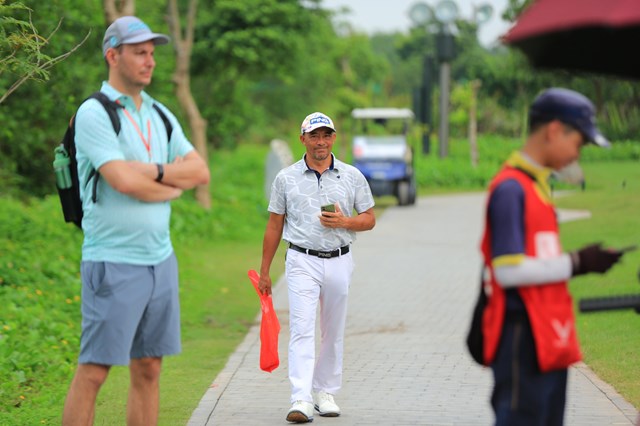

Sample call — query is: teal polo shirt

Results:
[75,82,195,265]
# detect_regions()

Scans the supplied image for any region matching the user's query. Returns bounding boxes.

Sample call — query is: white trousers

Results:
[285,249,354,403]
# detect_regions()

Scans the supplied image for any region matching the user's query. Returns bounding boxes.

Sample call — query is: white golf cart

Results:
[351,108,417,206]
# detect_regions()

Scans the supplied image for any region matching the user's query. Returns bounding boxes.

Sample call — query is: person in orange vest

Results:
[480,88,626,425]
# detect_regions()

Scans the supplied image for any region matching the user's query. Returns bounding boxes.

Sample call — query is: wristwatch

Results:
[155,163,164,182]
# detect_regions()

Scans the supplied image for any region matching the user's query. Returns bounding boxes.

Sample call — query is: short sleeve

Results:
[353,169,375,213]
[75,99,125,170]
[268,172,287,214]
[488,179,525,259]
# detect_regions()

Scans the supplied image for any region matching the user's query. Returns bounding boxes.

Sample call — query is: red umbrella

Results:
[502,0,640,79]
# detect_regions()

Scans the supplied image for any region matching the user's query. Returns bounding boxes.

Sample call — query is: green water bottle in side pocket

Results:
[53,146,73,189]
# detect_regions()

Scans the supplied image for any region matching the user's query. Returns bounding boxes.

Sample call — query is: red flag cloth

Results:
[248,270,280,372]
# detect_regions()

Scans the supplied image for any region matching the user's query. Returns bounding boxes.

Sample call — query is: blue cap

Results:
[529,88,609,147]
[102,16,169,57]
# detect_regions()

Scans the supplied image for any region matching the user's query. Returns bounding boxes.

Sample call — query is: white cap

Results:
[300,112,336,135]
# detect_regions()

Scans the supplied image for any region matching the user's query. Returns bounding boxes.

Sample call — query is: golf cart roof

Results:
[351,108,415,120]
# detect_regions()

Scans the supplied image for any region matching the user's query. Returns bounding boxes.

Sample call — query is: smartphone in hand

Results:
[618,245,638,253]
[321,204,336,213]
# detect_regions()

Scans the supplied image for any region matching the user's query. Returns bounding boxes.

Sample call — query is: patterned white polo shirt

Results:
[268,154,375,251]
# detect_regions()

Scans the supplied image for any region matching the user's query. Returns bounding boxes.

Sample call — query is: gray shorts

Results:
[78,252,181,365]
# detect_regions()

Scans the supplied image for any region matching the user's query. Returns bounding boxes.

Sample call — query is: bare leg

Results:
[127,357,162,426]
[62,363,110,426]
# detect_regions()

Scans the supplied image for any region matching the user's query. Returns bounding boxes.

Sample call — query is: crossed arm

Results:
[99,150,210,202]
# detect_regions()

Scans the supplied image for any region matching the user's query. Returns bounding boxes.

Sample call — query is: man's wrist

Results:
[570,251,581,276]
[155,163,164,182]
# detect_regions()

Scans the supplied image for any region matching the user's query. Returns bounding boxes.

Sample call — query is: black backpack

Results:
[54,92,173,228]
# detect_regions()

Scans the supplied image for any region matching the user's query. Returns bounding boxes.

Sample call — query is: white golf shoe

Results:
[313,391,341,417]
[286,400,314,423]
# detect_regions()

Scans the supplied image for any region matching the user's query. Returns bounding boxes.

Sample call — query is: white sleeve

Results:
[494,254,573,288]
[267,172,286,214]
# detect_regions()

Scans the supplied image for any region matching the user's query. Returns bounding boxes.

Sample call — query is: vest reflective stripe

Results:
[480,167,582,372]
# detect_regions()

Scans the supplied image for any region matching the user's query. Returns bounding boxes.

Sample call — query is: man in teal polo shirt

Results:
[62,16,209,425]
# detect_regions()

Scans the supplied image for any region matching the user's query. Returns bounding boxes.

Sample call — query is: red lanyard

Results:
[121,106,152,160]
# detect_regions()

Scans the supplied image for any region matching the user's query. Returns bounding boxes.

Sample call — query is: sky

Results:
[319,0,514,47]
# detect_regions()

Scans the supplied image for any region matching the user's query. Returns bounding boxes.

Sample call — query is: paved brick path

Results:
[189,193,639,425]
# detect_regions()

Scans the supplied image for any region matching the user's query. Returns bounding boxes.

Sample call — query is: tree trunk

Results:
[167,0,211,209]
[468,80,481,168]
[103,0,135,24]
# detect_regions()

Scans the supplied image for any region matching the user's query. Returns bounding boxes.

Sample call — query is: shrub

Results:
[0,196,83,422]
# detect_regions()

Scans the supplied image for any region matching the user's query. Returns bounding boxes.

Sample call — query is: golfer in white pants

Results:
[259,112,375,424]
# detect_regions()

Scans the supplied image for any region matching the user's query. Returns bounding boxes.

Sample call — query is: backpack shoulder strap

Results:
[152,103,174,143]
[82,93,173,142]
[87,91,123,135]
[78,92,123,204]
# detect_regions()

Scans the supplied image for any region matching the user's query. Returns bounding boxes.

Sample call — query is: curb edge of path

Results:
[573,362,639,423]
[187,274,287,426]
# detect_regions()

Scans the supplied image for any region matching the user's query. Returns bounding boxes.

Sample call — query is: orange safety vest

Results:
[480,166,582,372]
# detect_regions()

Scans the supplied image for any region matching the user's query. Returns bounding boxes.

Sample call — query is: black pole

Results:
[413,87,422,129]
[420,56,434,154]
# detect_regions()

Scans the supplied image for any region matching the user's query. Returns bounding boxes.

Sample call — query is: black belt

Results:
[288,243,350,259]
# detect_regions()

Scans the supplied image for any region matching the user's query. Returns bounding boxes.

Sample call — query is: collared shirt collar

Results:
[100,81,152,109]
[505,151,553,198]
[301,153,336,174]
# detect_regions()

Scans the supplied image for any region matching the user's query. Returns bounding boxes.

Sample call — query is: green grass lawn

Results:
[556,161,640,409]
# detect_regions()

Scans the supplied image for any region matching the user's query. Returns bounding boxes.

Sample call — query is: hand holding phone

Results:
[572,243,624,276]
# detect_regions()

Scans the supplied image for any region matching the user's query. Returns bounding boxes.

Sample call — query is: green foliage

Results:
[171,145,271,242]
[0,0,92,107]
[374,29,435,99]
[580,140,640,162]
[189,0,389,149]
[0,196,83,423]
[0,0,104,196]
[384,5,640,144]
[448,82,473,137]
[413,135,640,191]
[190,0,325,148]
[601,91,640,141]
[477,93,527,137]
[414,134,521,189]
[0,2,53,88]
[6,0,640,199]
[193,0,309,80]
[503,0,534,21]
